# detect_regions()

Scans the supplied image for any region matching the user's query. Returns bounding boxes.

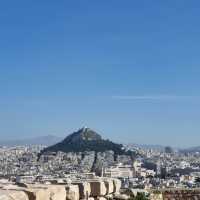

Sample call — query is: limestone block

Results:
[0,193,11,200]
[114,194,129,200]
[66,185,80,200]
[74,182,91,199]
[112,179,121,194]
[0,190,29,200]
[105,194,114,200]
[90,181,107,197]
[88,198,95,200]
[96,197,107,200]
[103,179,114,194]
[48,185,66,200]
[24,188,50,200]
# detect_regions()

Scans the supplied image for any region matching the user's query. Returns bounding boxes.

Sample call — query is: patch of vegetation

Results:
[128,193,148,200]
[41,128,135,157]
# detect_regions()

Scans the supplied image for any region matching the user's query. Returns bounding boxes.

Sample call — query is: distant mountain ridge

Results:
[0,135,62,146]
[41,127,129,155]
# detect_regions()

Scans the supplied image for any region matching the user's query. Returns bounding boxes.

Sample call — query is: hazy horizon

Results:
[0,127,198,149]
[1,1,200,147]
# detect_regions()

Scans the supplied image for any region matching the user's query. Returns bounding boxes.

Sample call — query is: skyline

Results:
[1,1,200,147]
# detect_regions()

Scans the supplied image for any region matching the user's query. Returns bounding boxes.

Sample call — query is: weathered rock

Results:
[0,193,11,200]
[103,179,114,194]
[0,190,29,200]
[24,187,50,200]
[74,182,91,199]
[90,180,107,197]
[66,185,80,200]
[105,194,114,200]
[112,179,121,194]
[114,194,129,200]
[48,185,66,200]
[95,197,107,200]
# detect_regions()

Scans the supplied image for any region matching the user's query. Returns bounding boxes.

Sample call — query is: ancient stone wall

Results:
[0,178,121,200]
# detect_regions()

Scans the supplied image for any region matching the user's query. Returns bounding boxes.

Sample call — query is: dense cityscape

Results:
[1,1,200,199]
[1,127,200,199]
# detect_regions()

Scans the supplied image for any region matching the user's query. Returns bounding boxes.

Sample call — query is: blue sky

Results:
[0,0,200,147]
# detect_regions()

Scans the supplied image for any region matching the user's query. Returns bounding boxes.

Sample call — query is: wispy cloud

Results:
[111,95,198,101]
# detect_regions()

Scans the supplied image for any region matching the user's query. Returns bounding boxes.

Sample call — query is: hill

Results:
[41,127,129,155]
